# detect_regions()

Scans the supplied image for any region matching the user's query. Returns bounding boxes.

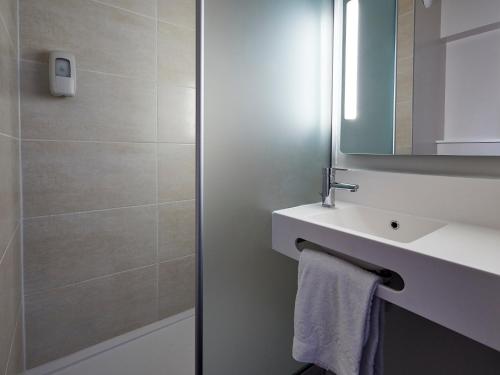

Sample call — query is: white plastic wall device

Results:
[49,51,76,97]
[422,0,433,8]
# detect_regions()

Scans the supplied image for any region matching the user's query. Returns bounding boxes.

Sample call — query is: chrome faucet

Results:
[321,167,359,208]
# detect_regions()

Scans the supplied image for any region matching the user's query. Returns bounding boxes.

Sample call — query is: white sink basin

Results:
[272,201,500,352]
[309,206,446,243]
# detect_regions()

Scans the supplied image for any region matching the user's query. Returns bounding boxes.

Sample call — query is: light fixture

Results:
[344,0,359,121]
[422,0,433,8]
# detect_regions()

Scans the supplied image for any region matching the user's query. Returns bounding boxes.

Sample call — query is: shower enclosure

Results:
[1,0,196,373]
[1,0,331,374]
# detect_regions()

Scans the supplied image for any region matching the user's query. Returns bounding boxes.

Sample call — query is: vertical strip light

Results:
[344,0,359,120]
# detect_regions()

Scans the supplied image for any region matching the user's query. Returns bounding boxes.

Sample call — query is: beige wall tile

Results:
[0,28,19,137]
[0,0,18,46]
[158,0,195,29]
[22,141,156,217]
[159,200,195,262]
[396,100,412,126]
[18,0,197,367]
[159,255,195,319]
[158,84,195,143]
[396,57,413,103]
[398,0,414,15]
[396,1,414,155]
[397,12,414,61]
[0,5,21,372]
[158,21,195,87]
[158,143,195,203]
[395,101,413,154]
[20,0,156,80]
[0,229,21,373]
[6,313,24,375]
[97,0,157,17]
[25,265,158,368]
[24,205,157,293]
[21,62,156,142]
[0,135,19,257]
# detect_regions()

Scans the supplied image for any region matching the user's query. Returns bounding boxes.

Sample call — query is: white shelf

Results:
[442,21,500,43]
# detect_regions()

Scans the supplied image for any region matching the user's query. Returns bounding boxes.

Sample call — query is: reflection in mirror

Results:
[339,0,500,156]
[340,0,397,155]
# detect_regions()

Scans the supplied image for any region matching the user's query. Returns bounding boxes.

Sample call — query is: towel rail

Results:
[295,238,405,292]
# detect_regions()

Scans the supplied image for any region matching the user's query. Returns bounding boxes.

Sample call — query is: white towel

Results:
[292,249,384,375]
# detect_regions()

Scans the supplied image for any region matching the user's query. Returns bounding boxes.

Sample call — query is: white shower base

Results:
[26,309,195,375]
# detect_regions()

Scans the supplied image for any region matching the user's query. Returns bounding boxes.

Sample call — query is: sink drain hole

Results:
[390,220,400,230]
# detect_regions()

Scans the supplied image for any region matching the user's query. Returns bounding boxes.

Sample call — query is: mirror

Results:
[339,0,500,156]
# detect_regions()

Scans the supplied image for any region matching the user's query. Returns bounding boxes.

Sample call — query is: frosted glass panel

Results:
[201,0,332,373]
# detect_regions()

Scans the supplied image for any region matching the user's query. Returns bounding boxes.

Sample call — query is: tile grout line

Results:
[158,253,195,266]
[20,59,158,83]
[20,59,197,90]
[15,0,27,369]
[25,263,158,297]
[0,130,20,141]
[21,138,196,145]
[0,222,20,279]
[89,0,157,21]
[0,7,15,49]
[3,305,21,375]
[25,254,195,303]
[89,0,196,31]
[24,203,158,221]
[24,200,195,221]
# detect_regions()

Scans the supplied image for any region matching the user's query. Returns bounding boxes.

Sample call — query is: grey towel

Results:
[292,249,384,375]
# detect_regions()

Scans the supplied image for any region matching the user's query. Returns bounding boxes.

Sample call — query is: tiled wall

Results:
[395,0,414,154]
[20,0,195,368]
[0,0,25,374]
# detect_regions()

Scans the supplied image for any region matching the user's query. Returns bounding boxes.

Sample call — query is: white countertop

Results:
[272,201,500,351]
[277,201,500,277]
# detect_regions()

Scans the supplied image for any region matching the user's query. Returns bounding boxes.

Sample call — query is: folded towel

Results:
[292,249,384,375]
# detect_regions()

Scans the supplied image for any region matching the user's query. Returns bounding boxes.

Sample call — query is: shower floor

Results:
[26,309,195,375]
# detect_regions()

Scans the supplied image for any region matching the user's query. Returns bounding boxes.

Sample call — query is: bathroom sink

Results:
[308,206,446,243]
[272,201,500,352]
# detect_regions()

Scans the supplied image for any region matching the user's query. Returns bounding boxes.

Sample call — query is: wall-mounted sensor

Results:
[49,51,76,97]
[422,0,433,8]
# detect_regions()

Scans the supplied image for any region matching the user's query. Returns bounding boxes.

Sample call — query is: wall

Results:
[394,0,414,154]
[20,0,195,368]
[441,0,500,37]
[441,1,500,142]
[202,0,332,373]
[321,305,500,375]
[412,0,445,154]
[0,0,25,373]
[444,29,500,141]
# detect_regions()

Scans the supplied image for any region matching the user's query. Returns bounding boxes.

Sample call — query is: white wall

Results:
[444,29,500,140]
[413,0,445,154]
[441,0,500,142]
[441,0,500,37]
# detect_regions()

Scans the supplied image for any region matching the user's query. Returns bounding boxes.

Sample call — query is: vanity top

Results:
[272,199,500,351]
[275,201,500,278]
